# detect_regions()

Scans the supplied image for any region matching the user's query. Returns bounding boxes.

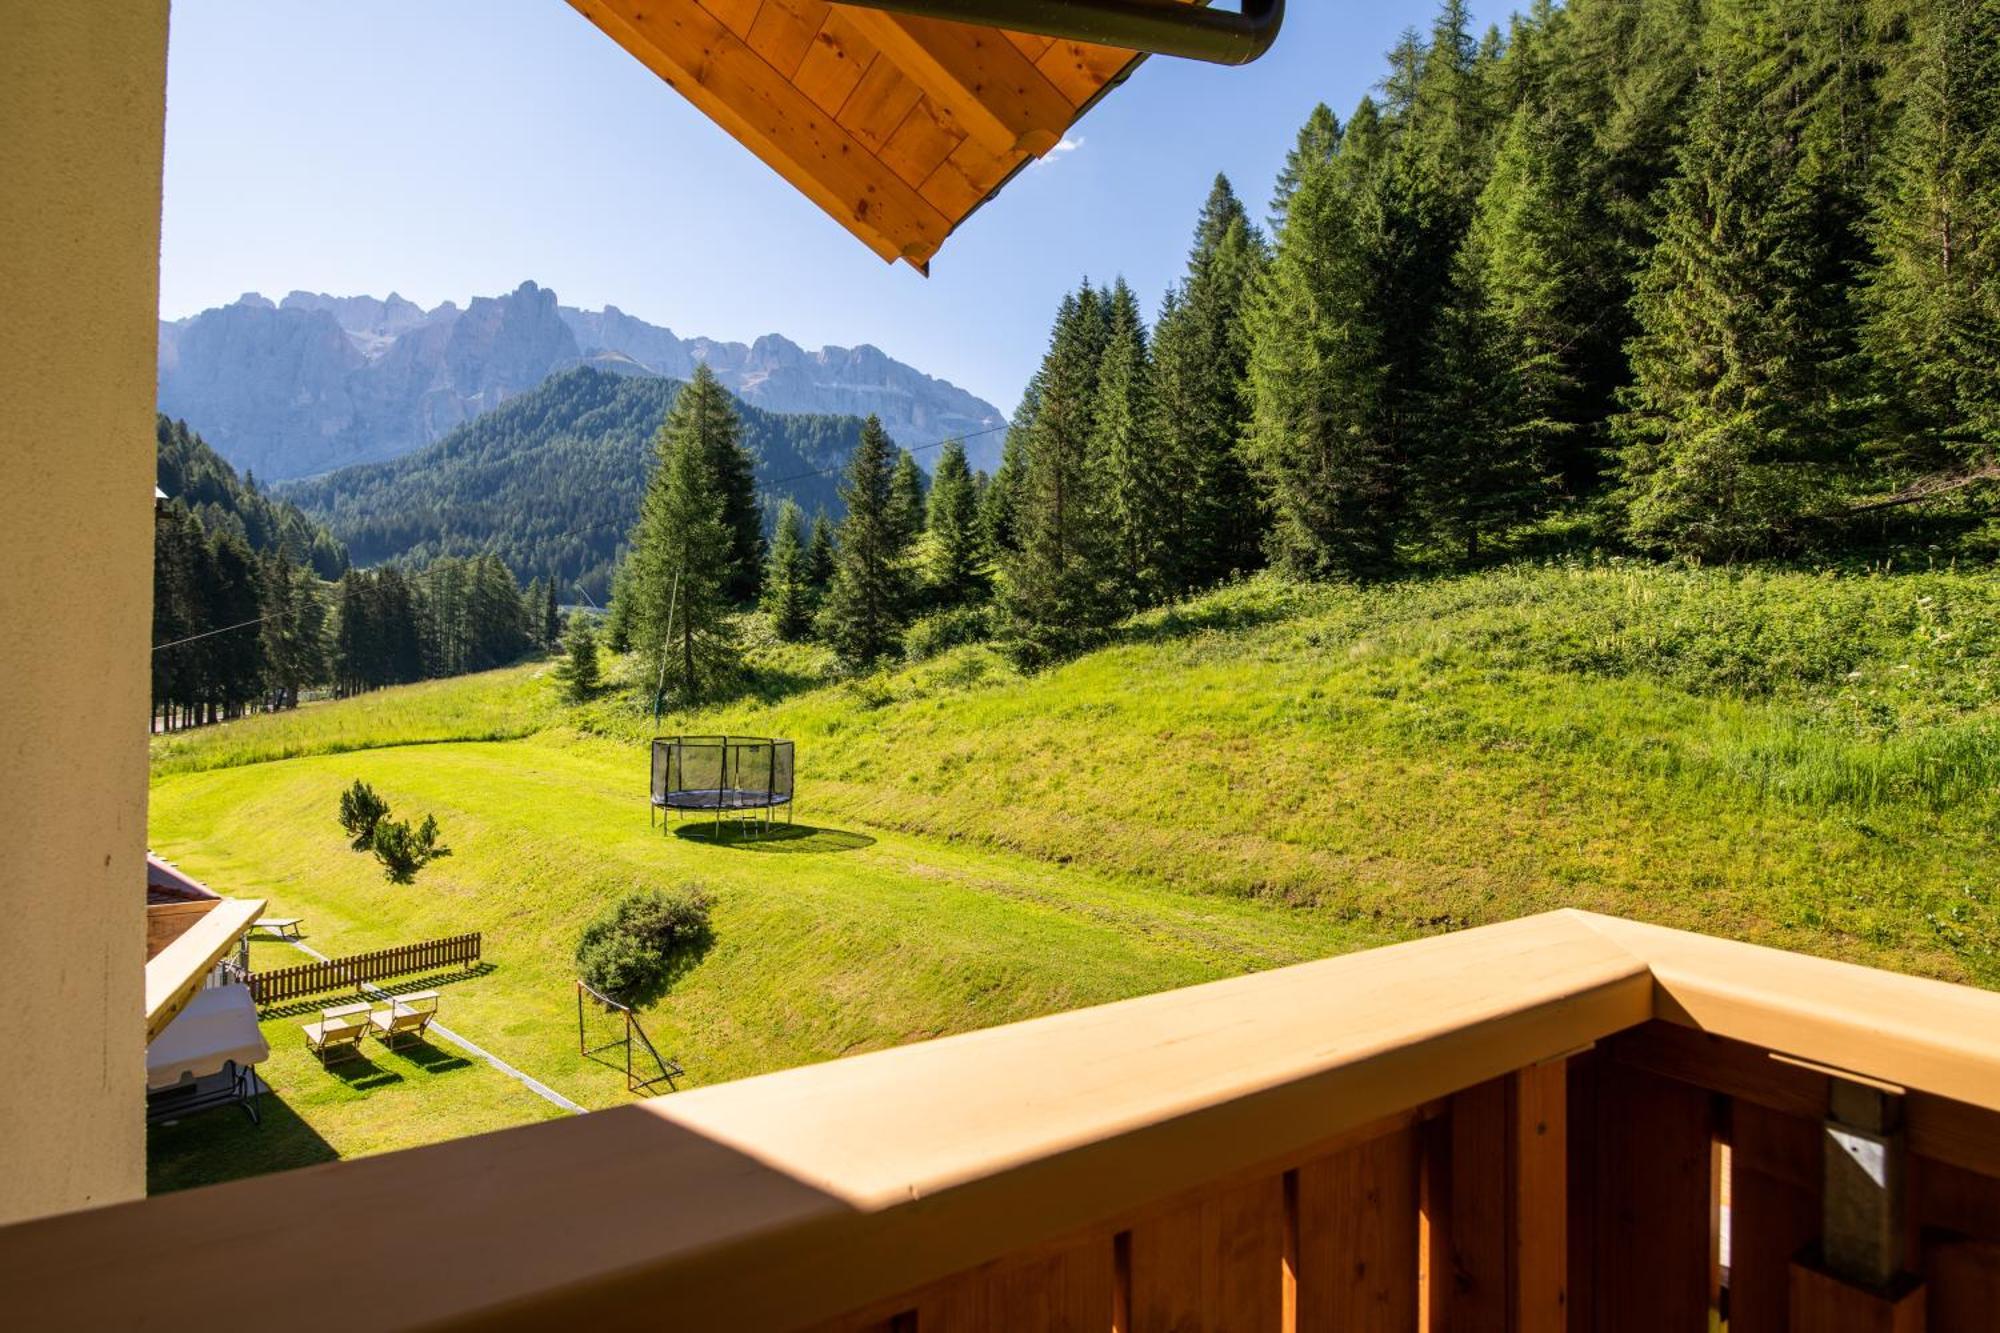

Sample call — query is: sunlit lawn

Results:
[147,563,2000,1190]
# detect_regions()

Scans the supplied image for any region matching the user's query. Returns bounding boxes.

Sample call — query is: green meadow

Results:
[147,561,2000,1189]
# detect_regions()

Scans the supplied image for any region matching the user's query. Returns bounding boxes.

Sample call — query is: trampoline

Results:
[651,736,794,836]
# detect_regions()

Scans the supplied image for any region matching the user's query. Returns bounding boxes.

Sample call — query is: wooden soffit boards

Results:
[566,0,1180,271]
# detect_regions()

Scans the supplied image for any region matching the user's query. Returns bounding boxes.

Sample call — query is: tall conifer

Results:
[821,416,912,666]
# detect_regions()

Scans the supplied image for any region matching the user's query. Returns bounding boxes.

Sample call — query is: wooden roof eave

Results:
[573,0,954,268]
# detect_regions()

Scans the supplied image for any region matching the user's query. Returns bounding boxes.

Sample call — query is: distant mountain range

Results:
[158,280,1006,481]
[278,367,864,602]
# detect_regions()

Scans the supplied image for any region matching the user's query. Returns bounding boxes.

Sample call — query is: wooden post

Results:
[1513,1060,1568,1333]
[1419,1065,1568,1333]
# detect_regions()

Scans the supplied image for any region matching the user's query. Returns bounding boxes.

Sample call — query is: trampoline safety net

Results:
[651,736,795,815]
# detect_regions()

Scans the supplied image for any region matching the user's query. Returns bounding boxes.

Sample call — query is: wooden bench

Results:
[370,992,439,1051]
[301,1001,371,1065]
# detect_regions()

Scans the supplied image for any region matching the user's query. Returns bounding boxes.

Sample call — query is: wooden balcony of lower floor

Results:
[2,909,1996,1331]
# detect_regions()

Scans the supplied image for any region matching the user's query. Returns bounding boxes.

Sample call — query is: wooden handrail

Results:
[12,909,2000,1330]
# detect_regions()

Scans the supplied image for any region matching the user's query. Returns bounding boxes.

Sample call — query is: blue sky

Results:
[162,1,1501,416]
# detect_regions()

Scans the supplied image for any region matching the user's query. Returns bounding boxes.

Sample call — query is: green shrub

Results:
[903,604,993,662]
[337,780,390,849]
[371,812,451,884]
[575,884,714,1000]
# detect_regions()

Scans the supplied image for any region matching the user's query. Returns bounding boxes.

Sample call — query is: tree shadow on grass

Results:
[668,821,875,854]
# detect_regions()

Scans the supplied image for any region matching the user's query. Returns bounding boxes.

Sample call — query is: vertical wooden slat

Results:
[1730,1101,1822,1333]
[983,1234,1113,1332]
[1131,1199,1205,1333]
[1514,1061,1568,1333]
[1928,1240,2000,1333]
[1209,1174,1287,1333]
[1426,1077,1511,1333]
[1566,1055,1600,1333]
[1588,1061,1719,1333]
[1298,1122,1419,1331]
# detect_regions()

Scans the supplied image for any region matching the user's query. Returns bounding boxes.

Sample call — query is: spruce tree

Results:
[618,385,739,706]
[982,395,1033,557]
[761,499,814,641]
[1862,0,2000,473]
[1000,285,1122,665]
[672,364,764,604]
[1615,0,1881,558]
[804,510,836,602]
[820,416,912,666]
[1245,134,1396,578]
[887,449,927,552]
[542,577,561,647]
[1091,278,1167,603]
[1269,103,1341,231]
[1151,177,1268,592]
[554,613,601,702]
[923,439,987,607]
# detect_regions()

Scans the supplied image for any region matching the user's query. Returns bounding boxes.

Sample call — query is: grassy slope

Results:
[148,562,2000,1184]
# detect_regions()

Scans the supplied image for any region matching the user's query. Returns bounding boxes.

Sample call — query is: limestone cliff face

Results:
[158,281,1007,480]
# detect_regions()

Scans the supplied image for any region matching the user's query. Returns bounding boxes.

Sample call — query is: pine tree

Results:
[1091,278,1167,602]
[923,438,987,606]
[1152,177,1268,592]
[618,383,740,706]
[554,613,601,702]
[821,416,913,666]
[1615,0,1882,559]
[1000,285,1123,665]
[1862,0,2000,473]
[887,449,928,552]
[761,499,814,641]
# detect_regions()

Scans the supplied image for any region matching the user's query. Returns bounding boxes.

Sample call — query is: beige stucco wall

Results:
[0,1,169,1223]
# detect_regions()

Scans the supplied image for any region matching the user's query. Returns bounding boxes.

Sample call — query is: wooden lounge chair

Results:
[302,1001,371,1065]
[370,992,439,1051]
[252,917,304,941]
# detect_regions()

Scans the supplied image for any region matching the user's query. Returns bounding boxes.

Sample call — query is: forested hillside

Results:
[280,368,869,602]
[955,0,2000,670]
[156,416,347,579]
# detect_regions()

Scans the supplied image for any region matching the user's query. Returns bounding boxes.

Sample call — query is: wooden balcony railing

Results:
[6,909,1999,1331]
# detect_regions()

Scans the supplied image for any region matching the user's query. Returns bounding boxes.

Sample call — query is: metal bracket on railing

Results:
[833,0,1284,65]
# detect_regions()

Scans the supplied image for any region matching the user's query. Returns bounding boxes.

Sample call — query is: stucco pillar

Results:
[0,0,170,1222]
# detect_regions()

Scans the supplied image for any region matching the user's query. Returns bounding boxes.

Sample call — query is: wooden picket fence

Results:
[248,932,481,1006]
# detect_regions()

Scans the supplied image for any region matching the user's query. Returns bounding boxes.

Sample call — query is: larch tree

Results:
[821,415,913,666]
